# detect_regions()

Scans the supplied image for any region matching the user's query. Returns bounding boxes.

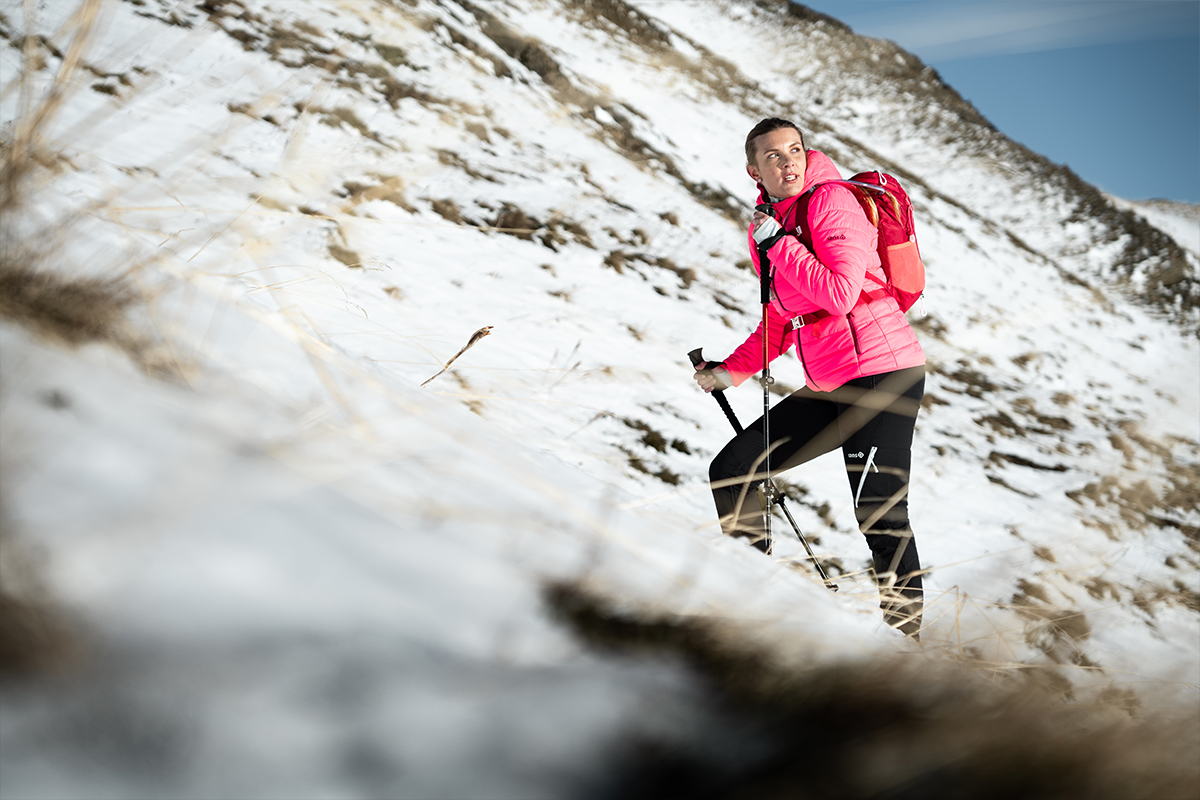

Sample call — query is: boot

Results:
[720,485,772,554]
[878,575,923,640]
[866,530,923,639]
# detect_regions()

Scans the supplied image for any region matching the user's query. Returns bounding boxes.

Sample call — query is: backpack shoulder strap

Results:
[793,180,891,292]
[784,180,840,247]
[789,180,875,245]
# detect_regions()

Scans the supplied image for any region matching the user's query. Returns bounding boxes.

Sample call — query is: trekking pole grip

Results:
[688,348,744,434]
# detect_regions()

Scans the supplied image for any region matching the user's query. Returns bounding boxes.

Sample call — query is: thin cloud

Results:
[842,1,1199,61]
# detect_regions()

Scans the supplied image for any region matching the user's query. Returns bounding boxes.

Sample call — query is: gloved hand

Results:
[693,361,732,393]
[752,212,782,244]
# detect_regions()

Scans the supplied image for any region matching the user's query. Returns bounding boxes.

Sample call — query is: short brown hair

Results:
[745,118,806,166]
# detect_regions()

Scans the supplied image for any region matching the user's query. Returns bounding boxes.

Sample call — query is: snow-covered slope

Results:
[1116,196,1200,258]
[2,0,1197,797]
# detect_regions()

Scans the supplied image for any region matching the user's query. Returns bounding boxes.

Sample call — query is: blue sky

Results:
[791,0,1200,203]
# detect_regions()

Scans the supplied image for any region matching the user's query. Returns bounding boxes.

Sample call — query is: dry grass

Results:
[0,508,80,677]
[340,175,415,213]
[0,593,71,676]
[568,0,674,50]
[602,249,697,289]
[622,448,682,486]
[0,0,140,350]
[0,1,133,674]
[0,261,134,346]
[0,576,78,678]
[547,579,1200,800]
[423,195,594,252]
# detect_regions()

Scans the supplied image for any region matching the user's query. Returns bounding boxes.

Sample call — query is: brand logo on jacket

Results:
[849,451,865,459]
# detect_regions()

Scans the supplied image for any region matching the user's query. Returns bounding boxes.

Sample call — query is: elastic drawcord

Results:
[854,446,879,508]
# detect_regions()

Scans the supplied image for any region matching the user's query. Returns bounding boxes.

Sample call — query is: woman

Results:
[693,118,927,637]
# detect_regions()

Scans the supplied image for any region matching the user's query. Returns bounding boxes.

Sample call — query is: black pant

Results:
[709,366,926,635]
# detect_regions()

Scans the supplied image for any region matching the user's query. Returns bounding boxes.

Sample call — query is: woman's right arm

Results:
[715,303,792,387]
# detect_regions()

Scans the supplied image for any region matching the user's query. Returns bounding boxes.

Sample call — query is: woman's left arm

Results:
[761,185,878,315]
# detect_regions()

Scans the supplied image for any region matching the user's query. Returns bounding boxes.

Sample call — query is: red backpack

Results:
[791,171,926,312]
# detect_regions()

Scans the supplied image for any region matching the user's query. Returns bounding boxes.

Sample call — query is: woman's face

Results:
[746,128,806,199]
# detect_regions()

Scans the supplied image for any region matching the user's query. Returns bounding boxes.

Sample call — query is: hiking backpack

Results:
[790,171,926,313]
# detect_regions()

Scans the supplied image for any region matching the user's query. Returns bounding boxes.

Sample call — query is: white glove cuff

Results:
[712,367,732,391]
[752,216,782,244]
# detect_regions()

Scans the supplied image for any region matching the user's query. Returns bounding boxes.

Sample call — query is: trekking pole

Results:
[753,209,778,550]
[689,348,838,591]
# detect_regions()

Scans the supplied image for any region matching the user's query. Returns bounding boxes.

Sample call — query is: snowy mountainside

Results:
[1,0,1197,797]
[652,0,1199,327]
[1116,196,1200,258]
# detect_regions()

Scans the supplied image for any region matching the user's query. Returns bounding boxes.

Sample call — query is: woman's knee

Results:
[709,452,729,483]
[709,432,760,483]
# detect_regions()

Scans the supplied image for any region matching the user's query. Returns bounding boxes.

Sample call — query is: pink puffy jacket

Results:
[721,150,925,392]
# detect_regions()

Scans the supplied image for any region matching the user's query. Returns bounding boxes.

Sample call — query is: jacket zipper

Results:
[795,337,817,388]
